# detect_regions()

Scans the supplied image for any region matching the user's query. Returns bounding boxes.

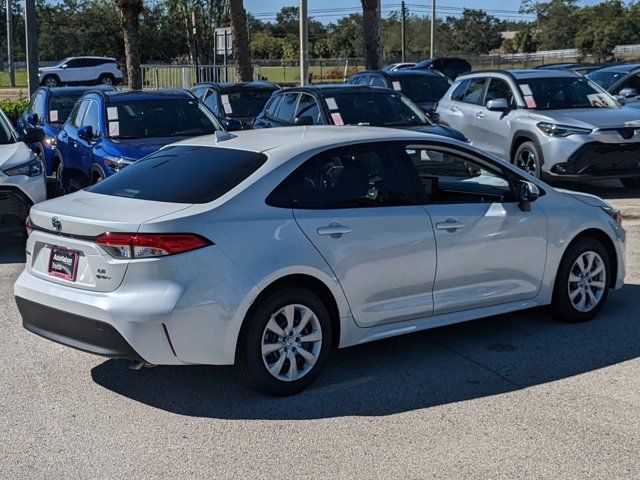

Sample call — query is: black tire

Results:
[621,177,640,189]
[55,161,66,195]
[56,162,87,195]
[42,75,60,87]
[513,141,542,178]
[98,74,115,86]
[237,287,332,396]
[551,236,611,323]
[92,169,106,184]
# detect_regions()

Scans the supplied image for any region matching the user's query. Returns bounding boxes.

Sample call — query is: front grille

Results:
[566,142,640,175]
[0,187,31,223]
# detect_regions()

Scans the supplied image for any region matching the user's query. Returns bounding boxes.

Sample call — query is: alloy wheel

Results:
[261,304,323,382]
[101,76,114,85]
[516,149,537,174]
[44,77,58,87]
[567,251,606,313]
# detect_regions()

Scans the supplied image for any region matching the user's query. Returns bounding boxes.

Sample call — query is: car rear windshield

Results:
[327,91,430,127]
[87,146,267,204]
[106,98,219,139]
[222,89,275,117]
[517,77,618,110]
[396,75,451,103]
[48,94,82,123]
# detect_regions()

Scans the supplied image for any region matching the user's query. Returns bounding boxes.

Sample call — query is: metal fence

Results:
[141,64,263,89]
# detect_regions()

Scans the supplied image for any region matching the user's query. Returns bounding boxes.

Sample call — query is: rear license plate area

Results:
[48,247,79,282]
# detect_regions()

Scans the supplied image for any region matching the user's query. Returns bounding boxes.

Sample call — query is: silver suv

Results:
[436,70,640,188]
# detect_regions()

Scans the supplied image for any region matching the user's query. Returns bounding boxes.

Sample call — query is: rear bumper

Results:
[17,296,146,362]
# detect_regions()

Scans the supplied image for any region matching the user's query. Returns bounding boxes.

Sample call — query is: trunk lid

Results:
[27,190,191,292]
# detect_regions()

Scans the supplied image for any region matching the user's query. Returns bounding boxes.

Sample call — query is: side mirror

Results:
[22,127,45,144]
[221,118,244,131]
[517,180,540,212]
[619,87,638,99]
[26,113,39,126]
[294,116,313,126]
[78,125,94,141]
[486,98,509,112]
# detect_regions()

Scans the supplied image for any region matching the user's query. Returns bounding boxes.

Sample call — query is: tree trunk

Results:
[361,0,381,70]
[115,0,143,90]
[229,0,252,81]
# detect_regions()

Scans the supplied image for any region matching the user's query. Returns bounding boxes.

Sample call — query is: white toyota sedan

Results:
[14,127,625,395]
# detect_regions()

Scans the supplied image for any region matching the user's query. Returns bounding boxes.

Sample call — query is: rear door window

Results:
[295,94,320,124]
[463,78,487,105]
[88,146,267,204]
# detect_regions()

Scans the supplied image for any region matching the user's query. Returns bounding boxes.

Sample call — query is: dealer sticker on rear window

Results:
[392,81,402,91]
[107,107,119,121]
[331,112,344,125]
[221,94,233,114]
[325,97,338,110]
[49,110,58,122]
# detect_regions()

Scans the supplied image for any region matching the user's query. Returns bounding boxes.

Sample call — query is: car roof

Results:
[591,63,640,74]
[283,84,396,96]
[40,85,116,96]
[68,56,116,61]
[355,69,447,79]
[460,69,580,80]
[193,82,280,92]
[171,126,448,158]
[101,89,195,102]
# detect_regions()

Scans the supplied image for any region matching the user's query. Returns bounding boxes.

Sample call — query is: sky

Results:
[245,0,602,23]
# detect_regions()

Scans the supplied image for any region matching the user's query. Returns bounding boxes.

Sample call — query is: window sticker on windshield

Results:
[108,121,120,137]
[49,110,58,122]
[325,97,338,110]
[524,95,537,108]
[221,94,233,114]
[331,112,344,125]
[520,84,532,95]
[392,81,402,91]
[107,107,119,121]
[587,93,609,108]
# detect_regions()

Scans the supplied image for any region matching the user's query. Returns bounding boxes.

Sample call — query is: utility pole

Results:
[24,0,38,95]
[6,0,14,87]
[192,11,199,83]
[299,0,308,86]
[430,0,435,58]
[401,1,407,62]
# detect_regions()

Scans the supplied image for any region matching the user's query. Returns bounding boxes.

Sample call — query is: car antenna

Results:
[214,131,237,143]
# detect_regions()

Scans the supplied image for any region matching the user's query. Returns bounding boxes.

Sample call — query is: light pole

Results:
[25,0,38,95]
[6,0,14,87]
[299,0,308,85]
[430,0,435,58]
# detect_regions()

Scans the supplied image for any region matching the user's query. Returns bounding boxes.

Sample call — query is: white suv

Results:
[38,57,124,88]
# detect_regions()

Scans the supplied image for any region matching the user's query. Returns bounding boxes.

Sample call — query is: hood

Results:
[0,142,35,169]
[101,136,192,161]
[532,107,640,129]
[555,188,610,209]
[404,124,469,143]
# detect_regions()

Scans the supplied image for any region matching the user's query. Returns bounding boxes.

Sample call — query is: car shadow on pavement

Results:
[92,284,640,420]
[553,178,640,200]
[0,231,25,264]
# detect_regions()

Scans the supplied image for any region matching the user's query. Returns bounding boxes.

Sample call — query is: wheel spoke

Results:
[296,309,314,334]
[586,287,597,306]
[585,252,595,272]
[287,351,299,381]
[299,329,322,343]
[262,342,284,355]
[266,317,286,338]
[297,347,318,367]
[568,273,581,283]
[269,352,287,377]
[283,305,295,334]
[569,287,581,301]
[576,292,587,311]
[589,280,605,290]
[589,264,604,278]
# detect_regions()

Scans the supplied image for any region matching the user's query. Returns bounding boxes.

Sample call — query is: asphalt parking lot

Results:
[1,181,639,479]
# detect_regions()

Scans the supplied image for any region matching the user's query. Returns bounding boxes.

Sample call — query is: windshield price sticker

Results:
[49,110,58,122]
[108,121,120,137]
[221,94,233,114]
[520,84,533,95]
[392,81,402,91]
[331,112,344,125]
[107,107,119,121]
[524,95,537,108]
[325,97,338,110]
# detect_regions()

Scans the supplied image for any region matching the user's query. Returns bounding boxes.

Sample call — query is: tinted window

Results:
[276,145,415,209]
[327,91,429,127]
[587,70,625,90]
[463,78,487,105]
[29,93,46,118]
[450,80,468,101]
[88,146,267,204]
[273,93,298,123]
[404,146,512,203]
[265,95,282,116]
[221,89,275,118]
[518,77,617,110]
[370,76,387,87]
[397,75,451,103]
[485,78,514,106]
[203,90,221,116]
[617,74,640,94]
[106,98,219,139]
[191,87,207,99]
[82,101,101,134]
[71,101,89,128]
[295,94,320,124]
[48,94,82,123]
[65,59,84,68]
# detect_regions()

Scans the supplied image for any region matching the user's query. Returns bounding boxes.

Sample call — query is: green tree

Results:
[575,0,634,61]
[521,0,579,50]
[445,9,503,55]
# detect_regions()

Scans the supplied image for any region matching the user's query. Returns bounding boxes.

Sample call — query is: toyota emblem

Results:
[51,217,62,231]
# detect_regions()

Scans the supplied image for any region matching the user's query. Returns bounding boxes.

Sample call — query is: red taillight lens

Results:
[25,216,33,236]
[95,233,210,259]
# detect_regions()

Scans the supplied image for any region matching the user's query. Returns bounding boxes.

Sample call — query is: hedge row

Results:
[0,97,29,125]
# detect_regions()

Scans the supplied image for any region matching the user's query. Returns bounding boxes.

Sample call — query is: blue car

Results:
[17,86,116,177]
[55,89,222,191]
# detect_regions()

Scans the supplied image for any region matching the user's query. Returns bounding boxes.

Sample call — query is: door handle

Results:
[435,220,465,231]
[317,224,352,237]
[475,111,485,118]
[449,106,459,112]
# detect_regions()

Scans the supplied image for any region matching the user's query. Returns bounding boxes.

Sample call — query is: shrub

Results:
[323,66,359,80]
[0,97,29,125]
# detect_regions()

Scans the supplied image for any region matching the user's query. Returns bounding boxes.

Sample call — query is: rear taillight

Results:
[95,233,211,259]
[25,216,33,236]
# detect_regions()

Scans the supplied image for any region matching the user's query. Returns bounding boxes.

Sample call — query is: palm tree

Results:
[113,0,143,90]
[229,0,253,81]
[361,0,381,70]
